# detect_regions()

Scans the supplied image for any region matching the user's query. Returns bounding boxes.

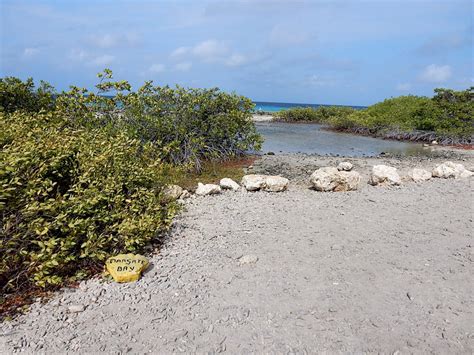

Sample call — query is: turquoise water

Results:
[254,101,366,113]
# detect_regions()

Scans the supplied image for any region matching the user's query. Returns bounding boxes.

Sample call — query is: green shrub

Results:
[122,84,262,168]
[0,77,55,113]
[54,70,262,170]
[432,87,474,138]
[345,96,439,133]
[274,106,356,123]
[346,91,473,140]
[0,111,178,291]
[0,70,263,295]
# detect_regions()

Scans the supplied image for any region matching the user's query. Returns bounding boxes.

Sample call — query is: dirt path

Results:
[1,156,473,353]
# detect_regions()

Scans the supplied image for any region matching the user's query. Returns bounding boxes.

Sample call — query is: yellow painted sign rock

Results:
[106,254,149,283]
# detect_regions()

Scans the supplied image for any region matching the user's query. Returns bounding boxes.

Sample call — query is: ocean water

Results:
[253,101,366,112]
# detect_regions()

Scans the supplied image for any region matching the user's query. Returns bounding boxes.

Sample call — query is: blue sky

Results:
[1,0,472,105]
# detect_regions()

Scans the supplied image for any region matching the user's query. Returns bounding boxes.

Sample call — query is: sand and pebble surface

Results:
[252,114,274,122]
[1,152,473,353]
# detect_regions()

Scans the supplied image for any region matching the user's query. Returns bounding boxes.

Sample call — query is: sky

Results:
[0,0,472,106]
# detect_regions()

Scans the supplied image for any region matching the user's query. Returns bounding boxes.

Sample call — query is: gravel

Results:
[1,154,473,353]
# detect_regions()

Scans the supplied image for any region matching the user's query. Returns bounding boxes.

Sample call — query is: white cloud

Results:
[88,33,139,49]
[419,64,452,83]
[149,63,165,73]
[170,39,250,68]
[396,83,411,91]
[22,47,40,58]
[69,49,115,67]
[89,54,115,67]
[225,53,247,67]
[175,62,192,71]
[192,39,229,62]
[170,46,190,58]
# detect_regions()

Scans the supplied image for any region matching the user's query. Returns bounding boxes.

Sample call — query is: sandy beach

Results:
[252,113,274,122]
[2,152,473,353]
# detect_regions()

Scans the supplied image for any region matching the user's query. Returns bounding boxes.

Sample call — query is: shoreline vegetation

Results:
[0,70,262,317]
[264,88,473,146]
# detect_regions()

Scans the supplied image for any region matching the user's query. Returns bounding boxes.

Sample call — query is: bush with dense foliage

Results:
[431,87,474,139]
[0,70,262,296]
[0,111,177,290]
[274,87,473,144]
[55,70,262,169]
[331,96,440,132]
[0,77,55,113]
[274,106,356,123]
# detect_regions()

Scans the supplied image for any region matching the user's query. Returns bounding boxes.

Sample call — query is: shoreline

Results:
[249,152,474,184]
[252,113,474,151]
[252,113,274,122]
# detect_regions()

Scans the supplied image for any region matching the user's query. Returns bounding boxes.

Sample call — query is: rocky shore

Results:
[1,152,473,353]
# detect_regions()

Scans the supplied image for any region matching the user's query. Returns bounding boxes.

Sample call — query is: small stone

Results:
[162,185,184,202]
[179,190,191,199]
[106,254,149,283]
[337,162,353,171]
[68,305,85,313]
[239,255,259,265]
[431,140,438,145]
[331,244,343,251]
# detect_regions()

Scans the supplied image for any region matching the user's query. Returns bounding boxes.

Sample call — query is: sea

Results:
[253,101,366,113]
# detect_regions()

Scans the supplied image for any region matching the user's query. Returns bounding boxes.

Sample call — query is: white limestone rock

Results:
[239,254,259,265]
[179,190,192,199]
[195,183,222,196]
[369,165,401,186]
[162,185,184,202]
[241,174,289,192]
[219,178,240,191]
[408,168,432,182]
[263,175,289,192]
[337,162,353,171]
[68,305,85,313]
[310,167,361,192]
[241,174,267,191]
[432,161,473,179]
